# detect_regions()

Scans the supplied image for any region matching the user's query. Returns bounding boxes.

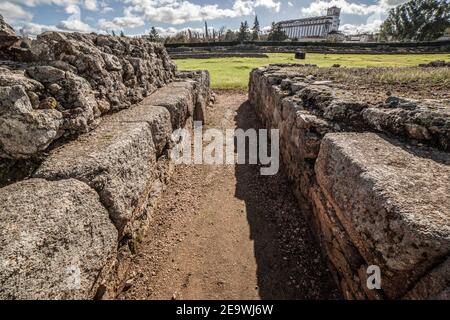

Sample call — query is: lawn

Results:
[175,53,450,90]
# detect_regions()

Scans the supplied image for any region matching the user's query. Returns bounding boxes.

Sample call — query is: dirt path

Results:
[118,92,340,300]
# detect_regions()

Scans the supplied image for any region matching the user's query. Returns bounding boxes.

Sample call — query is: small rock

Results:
[27,91,40,108]
[48,83,62,95]
[312,80,333,85]
[38,97,58,110]
[123,279,134,292]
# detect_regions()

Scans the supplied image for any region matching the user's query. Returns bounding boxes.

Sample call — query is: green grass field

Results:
[175,53,450,89]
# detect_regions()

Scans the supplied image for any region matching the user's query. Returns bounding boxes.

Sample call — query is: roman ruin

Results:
[0,15,211,299]
[0,14,449,300]
[249,65,450,299]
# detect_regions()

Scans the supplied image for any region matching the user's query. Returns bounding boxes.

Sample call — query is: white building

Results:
[278,7,341,39]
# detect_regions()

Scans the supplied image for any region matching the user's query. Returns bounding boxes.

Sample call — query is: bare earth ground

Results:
[118,92,341,300]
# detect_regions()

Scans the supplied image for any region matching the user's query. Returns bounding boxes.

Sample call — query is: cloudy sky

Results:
[1,0,408,36]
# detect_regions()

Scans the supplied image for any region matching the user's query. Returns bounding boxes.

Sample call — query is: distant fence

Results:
[165,40,450,49]
[165,40,450,54]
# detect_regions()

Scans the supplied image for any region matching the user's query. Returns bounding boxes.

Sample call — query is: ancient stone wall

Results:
[0,69,211,300]
[249,65,450,299]
[0,16,212,299]
[0,16,175,159]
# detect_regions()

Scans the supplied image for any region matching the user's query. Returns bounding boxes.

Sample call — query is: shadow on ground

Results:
[233,100,341,300]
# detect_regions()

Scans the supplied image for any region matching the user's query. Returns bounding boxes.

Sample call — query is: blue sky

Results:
[1,0,408,36]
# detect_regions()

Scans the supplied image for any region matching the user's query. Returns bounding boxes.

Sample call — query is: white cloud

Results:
[84,0,98,11]
[255,0,281,11]
[18,22,60,36]
[98,0,113,13]
[57,18,94,32]
[340,19,384,34]
[232,0,281,15]
[8,0,81,8]
[0,1,33,23]
[6,1,96,35]
[155,26,203,37]
[380,0,409,6]
[65,3,79,14]
[300,0,409,17]
[58,4,95,32]
[100,6,113,13]
[99,15,145,29]
[261,25,272,32]
[119,0,281,25]
[300,0,385,17]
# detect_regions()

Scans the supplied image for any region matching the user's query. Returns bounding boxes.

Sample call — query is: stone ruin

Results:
[0,16,211,299]
[0,16,178,159]
[1,13,449,300]
[249,65,450,299]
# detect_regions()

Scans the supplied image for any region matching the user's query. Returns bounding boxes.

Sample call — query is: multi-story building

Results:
[277,6,341,39]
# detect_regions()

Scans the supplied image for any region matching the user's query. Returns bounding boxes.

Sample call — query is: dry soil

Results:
[118,92,341,300]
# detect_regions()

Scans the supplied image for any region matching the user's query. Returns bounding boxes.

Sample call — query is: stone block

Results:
[0,178,117,300]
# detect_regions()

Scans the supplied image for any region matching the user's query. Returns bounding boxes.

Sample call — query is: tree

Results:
[238,21,251,42]
[267,22,288,41]
[225,29,237,41]
[164,31,189,44]
[379,0,450,41]
[148,27,160,42]
[111,30,116,37]
[205,21,209,41]
[252,15,261,41]
[218,26,226,41]
[120,30,125,37]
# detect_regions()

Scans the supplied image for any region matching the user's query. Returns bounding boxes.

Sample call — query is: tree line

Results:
[144,16,289,44]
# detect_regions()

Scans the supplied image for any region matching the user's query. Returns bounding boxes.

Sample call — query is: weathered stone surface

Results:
[106,73,211,156]
[0,14,177,159]
[107,103,172,156]
[405,257,450,300]
[0,15,18,50]
[0,15,15,37]
[0,15,212,300]
[25,65,99,133]
[35,120,157,236]
[0,67,44,92]
[0,178,117,300]
[249,64,450,300]
[250,65,450,152]
[0,15,212,160]
[28,32,175,113]
[176,70,211,122]
[315,132,450,298]
[0,85,63,159]
[145,81,195,129]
